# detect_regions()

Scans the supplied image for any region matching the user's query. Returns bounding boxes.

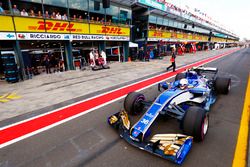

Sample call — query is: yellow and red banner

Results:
[14,17,88,34]
[211,37,227,42]
[176,33,183,39]
[148,30,210,42]
[70,22,89,34]
[0,16,15,31]
[148,30,171,38]
[12,17,129,36]
[14,17,45,32]
[90,24,130,36]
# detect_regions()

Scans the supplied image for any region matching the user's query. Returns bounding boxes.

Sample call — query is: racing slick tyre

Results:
[124,92,145,115]
[182,106,209,142]
[175,73,186,81]
[215,77,231,94]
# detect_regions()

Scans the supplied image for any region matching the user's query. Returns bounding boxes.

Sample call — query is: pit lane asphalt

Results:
[0,48,249,167]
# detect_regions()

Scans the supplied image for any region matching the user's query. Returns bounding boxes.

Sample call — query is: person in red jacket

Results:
[166,47,176,72]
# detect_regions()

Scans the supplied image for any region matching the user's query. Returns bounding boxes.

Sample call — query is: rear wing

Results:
[191,66,218,79]
[193,67,218,73]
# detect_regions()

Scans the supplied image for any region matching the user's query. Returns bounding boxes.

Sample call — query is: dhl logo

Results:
[183,34,188,39]
[28,21,81,32]
[171,33,177,38]
[99,26,124,35]
[153,31,163,37]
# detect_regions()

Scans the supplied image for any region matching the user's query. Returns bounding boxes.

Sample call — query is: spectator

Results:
[44,10,50,18]
[100,50,107,65]
[107,19,112,25]
[71,14,77,21]
[59,59,64,72]
[0,2,5,14]
[37,11,42,18]
[62,13,67,20]
[96,16,100,23]
[90,16,95,23]
[12,4,20,15]
[29,9,35,17]
[94,50,99,59]
[100,18,104,24]
[51,12,56,19]
[89,50,96,67]
[78,15,83,21]
[21,9,28,16]
[43,55,51,74]
[149,49,154,59]
[56,12,61,20]
[138,47,145,61]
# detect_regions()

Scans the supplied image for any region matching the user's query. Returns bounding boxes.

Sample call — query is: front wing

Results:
[108,110,193,165]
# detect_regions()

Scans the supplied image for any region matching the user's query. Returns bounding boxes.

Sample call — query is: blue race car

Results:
[107,66,231,165]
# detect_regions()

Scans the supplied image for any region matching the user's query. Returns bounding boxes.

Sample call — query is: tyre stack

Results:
[1,54,19,83]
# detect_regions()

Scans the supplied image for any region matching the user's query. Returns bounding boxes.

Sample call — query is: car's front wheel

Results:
[182,106,209,142]
[124,92,145,115]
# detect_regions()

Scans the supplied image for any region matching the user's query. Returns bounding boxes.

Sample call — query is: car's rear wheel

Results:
[182,106,209,142]
[215,77,231,94]
[175,73,186,81]
[124,92,145,115]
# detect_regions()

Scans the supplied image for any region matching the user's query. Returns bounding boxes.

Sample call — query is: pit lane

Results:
[0,48,249,167]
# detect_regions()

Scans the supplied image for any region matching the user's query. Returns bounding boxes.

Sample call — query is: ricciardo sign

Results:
[16,33,70,40]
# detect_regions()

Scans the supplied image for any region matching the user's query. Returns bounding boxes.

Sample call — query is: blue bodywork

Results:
[130,71,217,141]
[131,89,185,140]
[108,69,219,165]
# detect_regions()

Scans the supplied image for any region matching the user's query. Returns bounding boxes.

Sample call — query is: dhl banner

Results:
[187,34,193,40]
[148,30,209,42]
[14,17,89,34]
[90,24,130,36]
[202,36,209,41]
[14,17,45,32]
[148,30,171,38]
[176,33,183,39]
[42,20,88,33]
[0,16,15,31]
[211,37,227,42]
[12,17,129,36]
[70,22,89,34]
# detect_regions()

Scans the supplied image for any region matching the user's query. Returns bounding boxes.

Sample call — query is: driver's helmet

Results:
[179,78,189,89]
[187,71,198,79]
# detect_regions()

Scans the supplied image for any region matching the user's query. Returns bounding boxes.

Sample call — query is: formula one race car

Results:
[107,66,231,165]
